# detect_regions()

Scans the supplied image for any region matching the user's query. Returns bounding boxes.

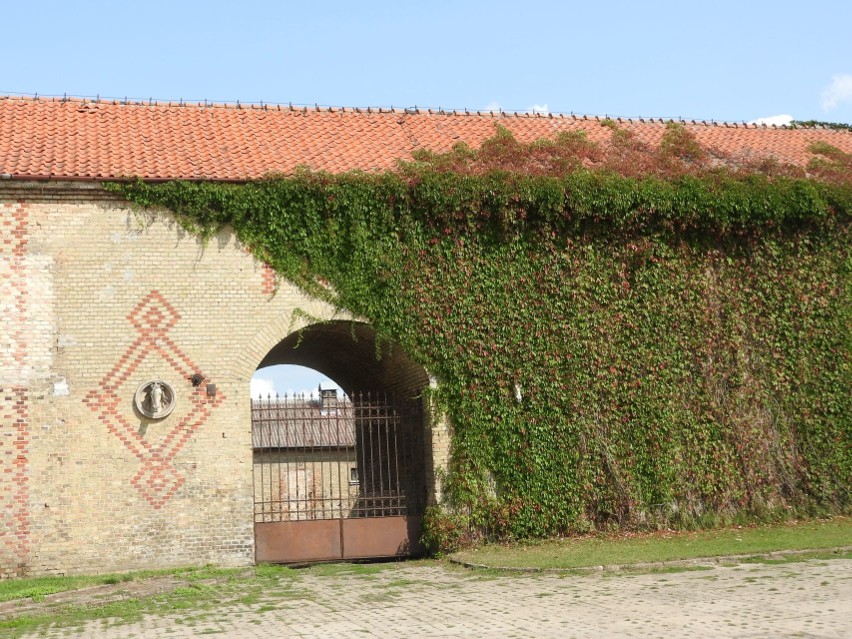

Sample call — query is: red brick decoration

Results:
[0,388,29,574]
[1,203,31,575]
[261,262,277,295]
[83,291,225,509]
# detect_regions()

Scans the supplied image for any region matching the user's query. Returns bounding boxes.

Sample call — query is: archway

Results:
[251,321,431,563]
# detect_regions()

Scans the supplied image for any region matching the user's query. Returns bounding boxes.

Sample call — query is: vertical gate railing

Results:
[353,394,406,517]
[252,391,411,523]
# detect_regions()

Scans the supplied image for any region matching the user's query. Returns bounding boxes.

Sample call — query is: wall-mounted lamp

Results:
[190,373,204,387]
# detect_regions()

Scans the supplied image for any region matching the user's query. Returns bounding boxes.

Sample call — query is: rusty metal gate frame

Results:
[251,391,424,563]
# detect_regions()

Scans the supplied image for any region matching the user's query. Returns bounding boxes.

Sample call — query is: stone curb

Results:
[448,545,852,574]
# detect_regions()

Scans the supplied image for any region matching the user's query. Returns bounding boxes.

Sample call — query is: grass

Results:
[1,517,848,636]
[0,568,177,604]
[450,516,852,570]
[0,564,301,637]
[0,561,384,636]
[0,564,251,605]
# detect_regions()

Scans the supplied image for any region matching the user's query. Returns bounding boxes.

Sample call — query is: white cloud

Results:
[250,377,276,399]
[749,114,793,126]
[821,74,852,112]
[482,102,549,115]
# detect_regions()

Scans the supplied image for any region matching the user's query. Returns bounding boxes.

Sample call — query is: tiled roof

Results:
[252,399,356,449]
[1,96,850,181]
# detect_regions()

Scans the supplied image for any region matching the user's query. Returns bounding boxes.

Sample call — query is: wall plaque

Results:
[135,379,176,419]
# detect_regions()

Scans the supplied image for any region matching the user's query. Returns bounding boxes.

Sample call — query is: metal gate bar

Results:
[354,394,407,517]
[252,391,410,524]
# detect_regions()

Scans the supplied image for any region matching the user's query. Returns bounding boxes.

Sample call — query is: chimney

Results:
[319,383,338,412]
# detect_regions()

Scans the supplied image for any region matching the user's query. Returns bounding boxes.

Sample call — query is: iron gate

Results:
[251,391,424,563]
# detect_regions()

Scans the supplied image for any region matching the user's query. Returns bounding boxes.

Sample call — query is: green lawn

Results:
[451,516,852,570]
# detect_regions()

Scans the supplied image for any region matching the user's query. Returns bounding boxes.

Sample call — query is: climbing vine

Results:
[110,124,852,550]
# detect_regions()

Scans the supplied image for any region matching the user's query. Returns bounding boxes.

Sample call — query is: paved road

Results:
[23,558,851,638]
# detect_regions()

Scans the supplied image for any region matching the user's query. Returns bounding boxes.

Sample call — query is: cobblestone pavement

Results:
[21,558,851,638]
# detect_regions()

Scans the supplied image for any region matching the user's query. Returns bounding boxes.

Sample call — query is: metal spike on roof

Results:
[1,96,846,180]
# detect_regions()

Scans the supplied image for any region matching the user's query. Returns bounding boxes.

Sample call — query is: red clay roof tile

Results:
[0,96,849,181]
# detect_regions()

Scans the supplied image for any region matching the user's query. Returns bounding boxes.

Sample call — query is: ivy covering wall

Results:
[113,124,851,550]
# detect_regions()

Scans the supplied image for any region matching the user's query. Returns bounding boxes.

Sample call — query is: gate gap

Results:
[250,321,430,564]
[251,364,347,401]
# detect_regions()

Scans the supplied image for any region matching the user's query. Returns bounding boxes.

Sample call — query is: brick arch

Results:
[234,304,346,385]
[257,320,429,401]
[250,321,435,561]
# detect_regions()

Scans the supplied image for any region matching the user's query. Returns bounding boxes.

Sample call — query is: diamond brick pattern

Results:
[128,291,180,335]
[83,291,224,509]
[0,97,849,181]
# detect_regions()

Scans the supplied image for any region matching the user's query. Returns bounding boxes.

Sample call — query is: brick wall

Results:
[0,202,31,578]
[0,183,446,577]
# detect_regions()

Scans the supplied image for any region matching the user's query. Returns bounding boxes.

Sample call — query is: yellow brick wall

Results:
[0,183,447,578]
[0,185,449,577]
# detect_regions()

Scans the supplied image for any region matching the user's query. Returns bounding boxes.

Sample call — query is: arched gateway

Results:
[251,322,430,563]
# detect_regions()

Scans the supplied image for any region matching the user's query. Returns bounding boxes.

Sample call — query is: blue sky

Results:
[3,0,851,123]
[250,365,340,399]
[6,0,850,394]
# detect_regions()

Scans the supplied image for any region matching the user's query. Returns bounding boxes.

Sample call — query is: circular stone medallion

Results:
[134,380,176,419]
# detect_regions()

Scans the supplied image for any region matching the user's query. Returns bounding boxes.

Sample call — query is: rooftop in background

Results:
[251,396,355,449]
[1,95,850,182]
